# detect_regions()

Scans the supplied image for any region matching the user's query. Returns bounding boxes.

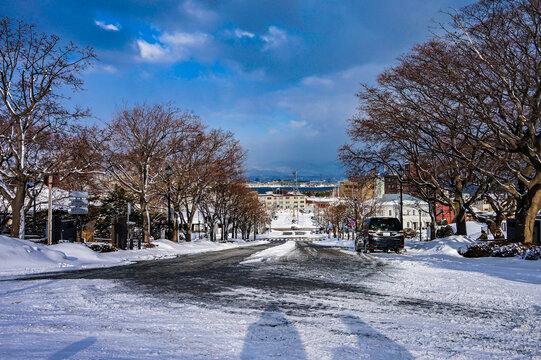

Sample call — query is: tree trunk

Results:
[454,206,467,236]
[140,196,150,243]
[453,182,467,236]
[172,213,179,242]
[183,211,195,242]
[514,188,541,243]
[10,182,25,239]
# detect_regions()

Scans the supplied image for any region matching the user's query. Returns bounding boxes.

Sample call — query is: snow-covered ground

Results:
[0,235,268,279]
[271,210,316,230]
[0,223,540,359]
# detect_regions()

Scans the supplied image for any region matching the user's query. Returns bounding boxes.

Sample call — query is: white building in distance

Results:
[371,194,431,230]
[259,192,307,210]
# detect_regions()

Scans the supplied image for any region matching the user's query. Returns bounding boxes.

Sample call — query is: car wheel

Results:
[395,248,401,254]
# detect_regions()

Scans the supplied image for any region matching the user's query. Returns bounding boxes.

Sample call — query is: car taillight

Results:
[399,231,404,236]
[368,230,376,235]
[400,244,404,247]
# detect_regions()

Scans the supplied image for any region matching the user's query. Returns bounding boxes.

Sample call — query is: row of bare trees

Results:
[0,16,268,242]
[322,176,381,239]
[106,102,268,242]
[340,0,541,243]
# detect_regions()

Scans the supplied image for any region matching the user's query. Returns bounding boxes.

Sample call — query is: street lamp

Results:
[354,198,358,241]
[222,199,227,241]
[165,165,172,241]
[397,167,405,229]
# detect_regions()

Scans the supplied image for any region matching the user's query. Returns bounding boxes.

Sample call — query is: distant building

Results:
[335,177,384,199]
[371,194,431,230]
[259,192,306,210]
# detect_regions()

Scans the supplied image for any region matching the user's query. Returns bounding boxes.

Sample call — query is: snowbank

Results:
[449,221,495,239]
[242,241,298,263]
[314,237,354,249]
[0,235,268,278]
[405,235,477,257]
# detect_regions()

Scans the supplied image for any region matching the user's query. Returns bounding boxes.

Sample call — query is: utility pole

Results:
[47,175,53,245]
[397,168,405,229]
[354,198,358,241]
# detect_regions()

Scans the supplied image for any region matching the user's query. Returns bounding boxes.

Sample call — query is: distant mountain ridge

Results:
[246,160,344,181]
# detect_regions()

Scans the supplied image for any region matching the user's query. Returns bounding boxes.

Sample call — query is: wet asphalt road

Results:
[20,241,493,319]
[22,241,391,312]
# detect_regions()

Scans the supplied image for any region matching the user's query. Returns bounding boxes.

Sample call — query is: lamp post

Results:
[419,208,422,242]
[165,165,172,241]
[354,198,358,241]
[397,168,405,229]
[222,199,227,241]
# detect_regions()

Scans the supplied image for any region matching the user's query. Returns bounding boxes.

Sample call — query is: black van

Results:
[355,217,404,253]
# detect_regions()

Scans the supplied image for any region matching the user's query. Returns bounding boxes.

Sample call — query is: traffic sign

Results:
[69,190,88,199]
[70,198,89,207]
[350,221,355,227]
[69,207,88,215]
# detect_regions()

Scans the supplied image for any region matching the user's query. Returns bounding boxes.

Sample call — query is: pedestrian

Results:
[478,229,488,241]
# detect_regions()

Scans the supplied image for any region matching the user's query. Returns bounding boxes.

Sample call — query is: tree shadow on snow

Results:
[332,314,413,360]
[47,336,97,360]
[241,304,307,360]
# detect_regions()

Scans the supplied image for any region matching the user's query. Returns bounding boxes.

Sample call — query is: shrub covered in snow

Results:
[86,243,117,253]
[458,241,541,260]
[437,225,454,238]
[524,247,541,260]
[403,228,417,238]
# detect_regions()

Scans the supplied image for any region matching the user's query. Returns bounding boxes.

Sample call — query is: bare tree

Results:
[167,128,245,242]
[340,0,541,242]
[0,17,96,238]
[439,0,541,242]
[106,103,198,243]
[323,203,348,239]
[339,44,491,237]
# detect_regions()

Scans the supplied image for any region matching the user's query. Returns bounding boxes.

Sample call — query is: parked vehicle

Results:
[355,217,404,253]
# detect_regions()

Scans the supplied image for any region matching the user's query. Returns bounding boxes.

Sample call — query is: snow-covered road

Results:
[0,240,540,359]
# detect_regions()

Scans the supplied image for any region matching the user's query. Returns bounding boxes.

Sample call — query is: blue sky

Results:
[1,0,471,179]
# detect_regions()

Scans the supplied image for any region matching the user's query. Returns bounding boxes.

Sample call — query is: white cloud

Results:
[102,65,118,74]
[301,76,334,87]
[182,0,217,23]
[261,26,289,51]
[234,29,255,39]
[135,31,211,63]
[136,40,168,62]
[288,120,308,129]
[94,20,120,31]
[160,32,209,46]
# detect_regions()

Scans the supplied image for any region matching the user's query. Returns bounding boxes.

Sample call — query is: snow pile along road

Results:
[405,235,476,257]
[0,235,268,278]
[242,241,298,263]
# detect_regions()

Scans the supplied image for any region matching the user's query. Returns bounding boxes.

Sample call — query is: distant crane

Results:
[292,171,300,224]
[292,171,299,194]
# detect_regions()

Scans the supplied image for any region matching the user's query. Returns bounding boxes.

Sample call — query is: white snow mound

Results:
[406,235,476,257]
[242,241,298,263]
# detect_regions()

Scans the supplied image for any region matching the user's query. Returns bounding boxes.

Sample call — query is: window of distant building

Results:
[389,210,392,216]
